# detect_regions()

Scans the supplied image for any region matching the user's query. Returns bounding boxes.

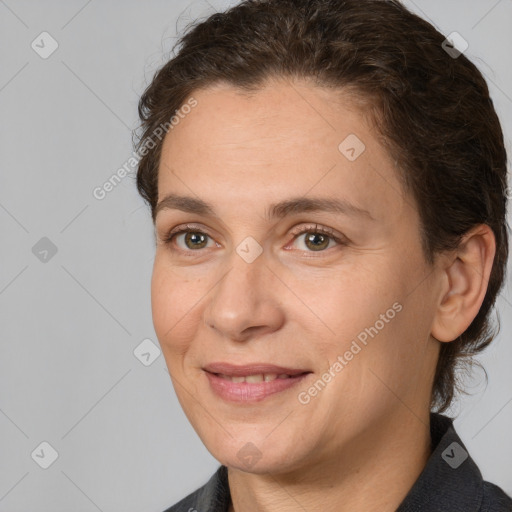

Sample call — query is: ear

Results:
[431,224,496,343]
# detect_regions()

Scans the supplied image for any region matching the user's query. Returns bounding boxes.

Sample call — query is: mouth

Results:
[202,362,312,402]
[211,373,303,383]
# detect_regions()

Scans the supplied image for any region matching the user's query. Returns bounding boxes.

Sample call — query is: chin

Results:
[202,431,311,476]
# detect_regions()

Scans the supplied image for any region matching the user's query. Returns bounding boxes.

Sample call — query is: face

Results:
[151,79,442,474]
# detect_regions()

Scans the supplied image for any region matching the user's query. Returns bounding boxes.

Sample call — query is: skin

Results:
[151,78,495,511]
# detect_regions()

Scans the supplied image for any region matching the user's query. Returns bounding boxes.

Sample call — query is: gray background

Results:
[0,1,510,510]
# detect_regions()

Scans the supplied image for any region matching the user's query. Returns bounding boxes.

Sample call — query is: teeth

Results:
[217,373,290,382]
[245,374,263,383]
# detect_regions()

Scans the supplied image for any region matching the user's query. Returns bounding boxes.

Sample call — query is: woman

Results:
[135,0,512,510]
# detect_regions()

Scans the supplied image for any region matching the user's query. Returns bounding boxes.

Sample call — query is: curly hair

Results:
[135,0,508,413]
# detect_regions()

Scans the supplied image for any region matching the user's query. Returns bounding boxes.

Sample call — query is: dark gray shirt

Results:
[163,413,512,511]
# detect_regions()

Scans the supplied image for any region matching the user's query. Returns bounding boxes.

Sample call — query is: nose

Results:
[202,246,285,342]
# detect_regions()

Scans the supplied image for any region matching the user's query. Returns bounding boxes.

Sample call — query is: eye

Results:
[162,224,217,251]
[288,224,346,252]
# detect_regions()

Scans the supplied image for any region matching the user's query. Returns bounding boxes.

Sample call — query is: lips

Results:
[215,373,292,383]
[202,362,310,377]
[202,362,312,402]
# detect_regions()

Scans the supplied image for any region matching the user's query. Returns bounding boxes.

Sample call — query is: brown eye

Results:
[164,227,216,252]
[303,232,331,251]
[289,224,346,253]
[182,231,209,250]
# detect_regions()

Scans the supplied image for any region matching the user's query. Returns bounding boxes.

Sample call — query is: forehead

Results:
[157,79,409,222]
[162,80,372,156]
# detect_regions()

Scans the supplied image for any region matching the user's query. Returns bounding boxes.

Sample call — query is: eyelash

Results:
[162,223,347,255]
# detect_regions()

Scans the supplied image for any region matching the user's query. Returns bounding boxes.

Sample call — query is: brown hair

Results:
[135,0,508,413]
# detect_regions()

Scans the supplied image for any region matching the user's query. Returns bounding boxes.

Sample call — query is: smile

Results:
[215,373,294,382]
[203,363,312,402]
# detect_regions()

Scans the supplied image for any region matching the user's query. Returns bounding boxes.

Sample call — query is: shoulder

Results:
[481,481,512,512]
[161,465,231,512]
[397,413,512,511]
[162,490,198,512]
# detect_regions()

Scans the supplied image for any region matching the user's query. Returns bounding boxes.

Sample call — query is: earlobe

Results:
[431,225,496,343]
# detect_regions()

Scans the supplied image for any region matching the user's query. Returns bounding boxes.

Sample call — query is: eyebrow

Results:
[154,194,374,221]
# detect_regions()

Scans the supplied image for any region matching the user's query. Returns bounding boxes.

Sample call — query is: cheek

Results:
[150,258,203,359]
[308,263,401,345]
[307,259,424,392]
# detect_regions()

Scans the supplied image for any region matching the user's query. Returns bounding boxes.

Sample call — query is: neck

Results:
[227,410,432,512]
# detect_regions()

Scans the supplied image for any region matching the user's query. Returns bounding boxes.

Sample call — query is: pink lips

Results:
[203,362,310,377]
[203,362,311,403]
